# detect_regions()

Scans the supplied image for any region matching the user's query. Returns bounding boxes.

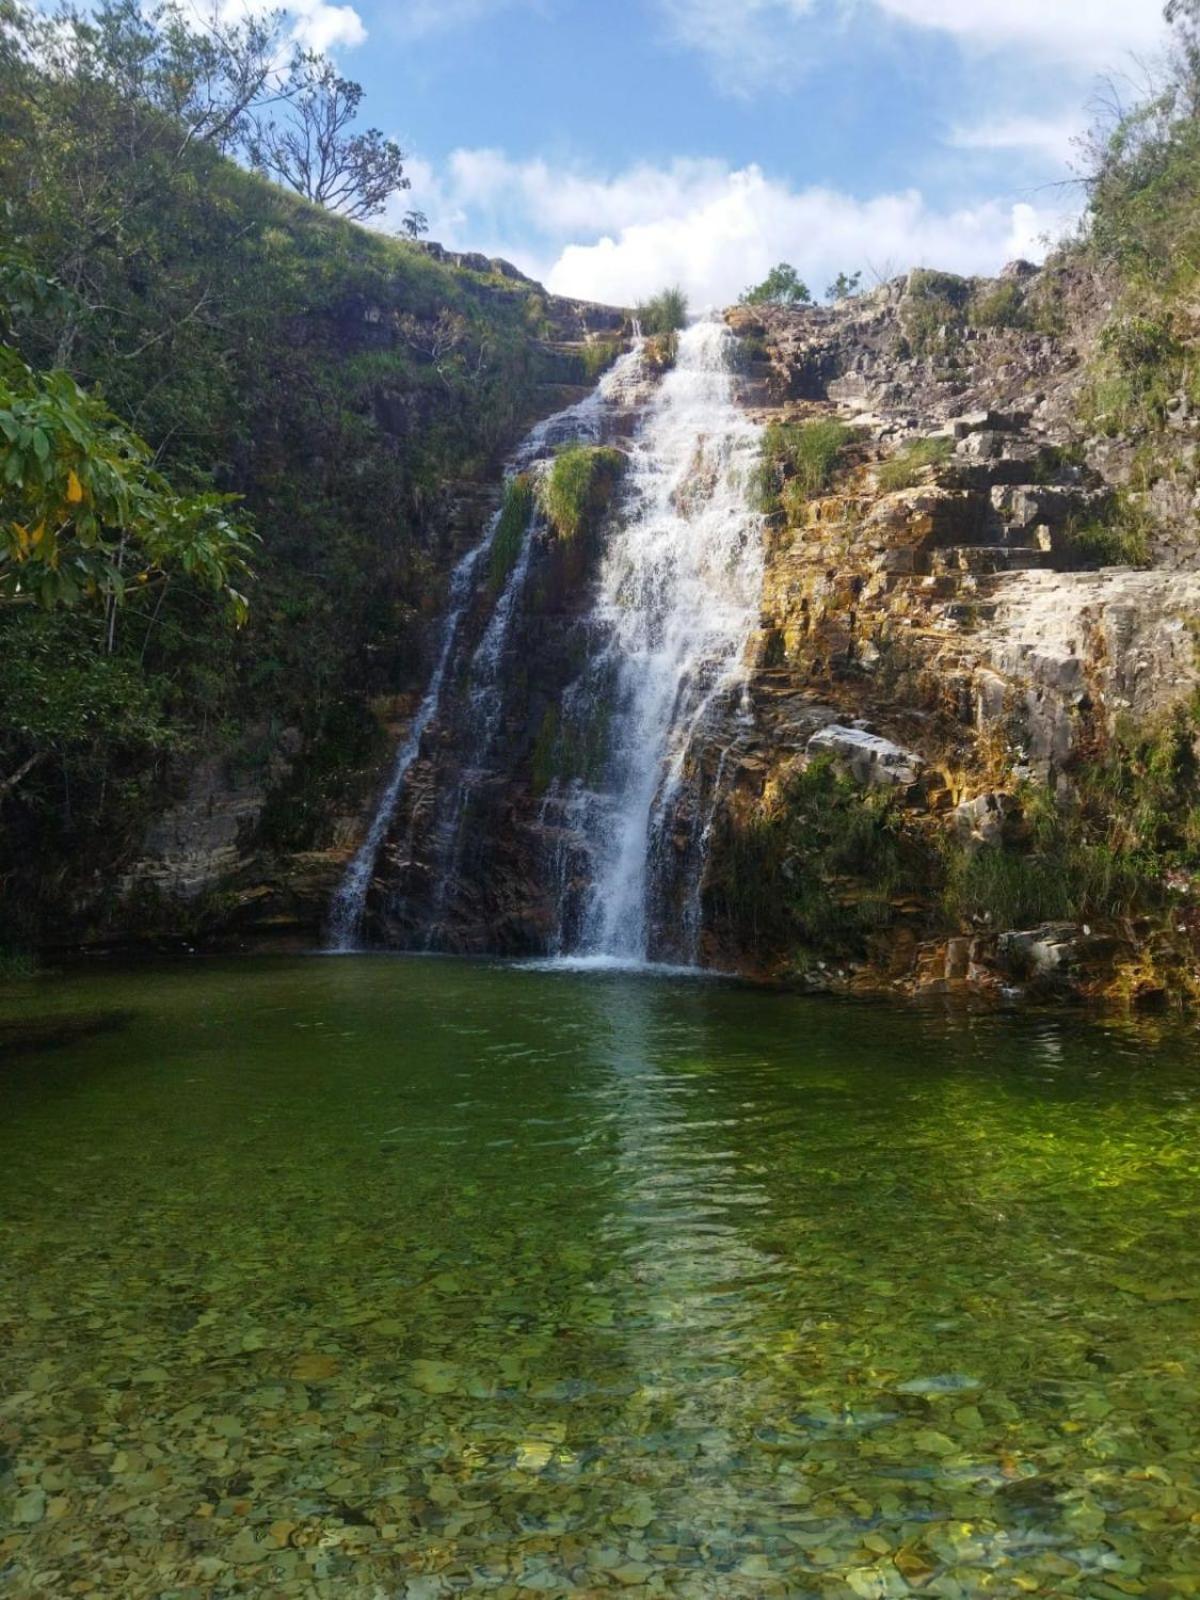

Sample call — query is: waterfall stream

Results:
[562,319,764,965]
[329,319,762,965]
[327,343,645,951]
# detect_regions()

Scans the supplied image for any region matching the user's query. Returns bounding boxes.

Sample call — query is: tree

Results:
[248,56,412,223]
[0,348,251,616]
[740,264,812,307]
[0,258,251,617]
[825,270,863,303]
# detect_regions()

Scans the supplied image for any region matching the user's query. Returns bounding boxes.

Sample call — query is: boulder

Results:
[806,724,924,787]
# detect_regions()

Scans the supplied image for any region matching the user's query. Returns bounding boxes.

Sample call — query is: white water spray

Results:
[569,319,764,963]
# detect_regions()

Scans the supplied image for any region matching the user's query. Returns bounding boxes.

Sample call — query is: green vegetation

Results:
[1,326,251,615]
[901,269,971,355]
[876,435,954,493]
[1061,492,1152,568]
[579,339,622,380]
[715,756,932,954]
[0,0,559,934]
[488,475,535,592]
[969,280,1029,331]
[740,264,812,307]
[754,418,856,517]
[944,712,1200,929]
[1080,3,1200,444]
[635,287,688,335]
[825,270,863,303]
[538,446,626,541]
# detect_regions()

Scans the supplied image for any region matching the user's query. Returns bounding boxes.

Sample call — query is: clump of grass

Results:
[580,339,621,381]
[754,417,855,518]
[538,446,626,540]
[1061,492,1152,568]
[635,286,688,335]
[877,435,954,492]
[969,280,1029,330]
[489,474,535,590]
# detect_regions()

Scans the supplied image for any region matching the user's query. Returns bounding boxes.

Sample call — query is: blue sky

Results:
[282,0,1170,305]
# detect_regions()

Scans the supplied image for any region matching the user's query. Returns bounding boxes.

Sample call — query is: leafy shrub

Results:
[538,446,626,540]
[740,264,812,306]
[877,436,953,492]
[0,946,39,980]
[715,755,933,953]
[636,287,688,335]
[902,270,970,355]
[970,281,1028,330]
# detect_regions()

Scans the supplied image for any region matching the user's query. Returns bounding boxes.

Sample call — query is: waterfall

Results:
[326,531,492,952]
[564,319,764,965]
[327,343,644,952]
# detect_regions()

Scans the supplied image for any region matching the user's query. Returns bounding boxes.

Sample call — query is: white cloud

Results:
[208,0,367,54]
[288,0,366,51]
[949,114,1086,166]
[401,151,1077,308]
[659,0,1167,91]
[872,0,1163,64]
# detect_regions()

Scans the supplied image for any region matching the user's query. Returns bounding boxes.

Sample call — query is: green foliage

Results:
[0,0,560,931]
[755,418,855,517]
[635,287,688,335]
[969,281,1029,331]
[0,347,251,614]
[0,945,38,980]
[740,264,812,307]
[489,474,535,591]
[579,339,622,380]
[946,710,1200,930]
[716,756,931,953]
[825,271,862,303]
[902,270,970,355]
[538,446,626,541]
[1061,493,1152,568]
[876,435,954,493]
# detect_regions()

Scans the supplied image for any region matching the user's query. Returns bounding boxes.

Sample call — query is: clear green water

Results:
[2,957,1199,1599]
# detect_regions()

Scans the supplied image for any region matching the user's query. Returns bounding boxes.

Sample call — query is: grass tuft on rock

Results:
[877,436,954,493]
[489,474,536,591]
[538,446,626,541]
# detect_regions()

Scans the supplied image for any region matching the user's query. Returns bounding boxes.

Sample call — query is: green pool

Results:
[2,956,1199,1597]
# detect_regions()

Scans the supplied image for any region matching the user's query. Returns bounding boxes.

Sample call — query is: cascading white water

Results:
[326,531,491,952]
[569,319,764,964]
[327,343,644,952]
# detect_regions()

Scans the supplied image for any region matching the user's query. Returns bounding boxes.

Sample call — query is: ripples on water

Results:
[1,957,1199,1597]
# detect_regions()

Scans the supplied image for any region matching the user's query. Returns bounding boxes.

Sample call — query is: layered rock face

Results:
[690,266,1200,999]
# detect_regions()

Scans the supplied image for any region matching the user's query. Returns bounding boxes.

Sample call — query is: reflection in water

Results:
[0,957,1199,1597]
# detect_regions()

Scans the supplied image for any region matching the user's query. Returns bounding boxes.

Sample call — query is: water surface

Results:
[2,957,1199,1597]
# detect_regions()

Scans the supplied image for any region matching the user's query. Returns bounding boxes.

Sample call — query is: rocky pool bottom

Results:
[1,957,1198,1599]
